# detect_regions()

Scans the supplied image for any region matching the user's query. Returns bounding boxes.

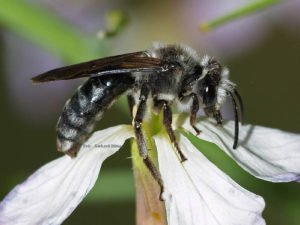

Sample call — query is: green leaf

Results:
[0,0,104,62]
[200,0,281,31]
[84,169,134,204]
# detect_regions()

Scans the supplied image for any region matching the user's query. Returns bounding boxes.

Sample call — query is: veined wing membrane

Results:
[31,51,169,83]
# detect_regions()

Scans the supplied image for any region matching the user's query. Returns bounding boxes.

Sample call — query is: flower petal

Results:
[0,125,133,225]
[154,133,265,225]
[181,117,300,183]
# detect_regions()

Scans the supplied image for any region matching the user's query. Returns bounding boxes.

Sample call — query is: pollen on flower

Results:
[152,211,162,222]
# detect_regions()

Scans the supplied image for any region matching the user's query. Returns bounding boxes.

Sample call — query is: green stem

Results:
[98,10,128,39]
[200,0,281,31]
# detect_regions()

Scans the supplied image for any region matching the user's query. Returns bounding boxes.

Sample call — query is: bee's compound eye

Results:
[203,84,216,107]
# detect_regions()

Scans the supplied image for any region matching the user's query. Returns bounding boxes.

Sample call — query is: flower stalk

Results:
[131,113,167,225]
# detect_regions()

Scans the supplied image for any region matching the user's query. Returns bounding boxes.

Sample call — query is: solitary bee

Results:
[32,43,243,196]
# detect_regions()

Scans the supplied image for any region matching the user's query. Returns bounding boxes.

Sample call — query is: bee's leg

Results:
[190,93,201,135]
[133,86,164,200]
[155,99,187,162]
[127,95,135,117]
[213,110,223,126]
[204,107,223,125]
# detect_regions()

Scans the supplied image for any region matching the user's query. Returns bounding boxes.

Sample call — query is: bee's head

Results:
[181,56,235,110]
[197,57,221,108]
[175,47,244,149]
[196,56,230,110]
[195,55,244,148]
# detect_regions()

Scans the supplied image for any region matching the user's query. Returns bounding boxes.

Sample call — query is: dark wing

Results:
[32,51,171,83]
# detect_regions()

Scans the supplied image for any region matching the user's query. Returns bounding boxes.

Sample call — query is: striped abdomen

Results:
[56,74,134,156]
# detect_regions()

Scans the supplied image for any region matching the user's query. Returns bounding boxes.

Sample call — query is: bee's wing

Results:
[32,51,170,83]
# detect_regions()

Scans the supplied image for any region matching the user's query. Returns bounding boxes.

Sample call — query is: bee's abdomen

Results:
[56,74,134,156]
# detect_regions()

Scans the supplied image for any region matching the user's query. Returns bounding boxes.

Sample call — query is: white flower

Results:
[155,132,265,225]
[1,116,300,225]
[0,125,133,225]
[180,117,300,183]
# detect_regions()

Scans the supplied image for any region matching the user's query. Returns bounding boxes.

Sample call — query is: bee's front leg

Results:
[204,107,223,126]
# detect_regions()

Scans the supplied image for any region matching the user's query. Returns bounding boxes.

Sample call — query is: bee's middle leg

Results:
[154,99,187,162]
[190,93,201,135]
[127,95,135,118]
[129,87,164,200]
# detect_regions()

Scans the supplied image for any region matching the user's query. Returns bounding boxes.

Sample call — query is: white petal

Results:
[154,133,265,225]
[0,125,133,225]
[181,117,300,182]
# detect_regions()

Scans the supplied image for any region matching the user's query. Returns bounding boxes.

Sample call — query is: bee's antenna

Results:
[233,89,244,124]
[228,91,239,149]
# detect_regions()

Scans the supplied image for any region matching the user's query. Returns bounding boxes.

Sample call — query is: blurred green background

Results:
[0,0,300,224]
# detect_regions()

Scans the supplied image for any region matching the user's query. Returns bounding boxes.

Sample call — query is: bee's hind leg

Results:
[129,87,165,200]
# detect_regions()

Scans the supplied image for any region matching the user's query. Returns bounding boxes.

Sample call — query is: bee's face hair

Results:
[197,56,235,109]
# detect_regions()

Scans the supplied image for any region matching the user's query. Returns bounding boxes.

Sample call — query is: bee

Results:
[32,43,243,197]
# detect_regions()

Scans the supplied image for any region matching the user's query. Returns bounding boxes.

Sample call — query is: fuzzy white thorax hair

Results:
[216,67,236,108]
[149,42,200,62]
